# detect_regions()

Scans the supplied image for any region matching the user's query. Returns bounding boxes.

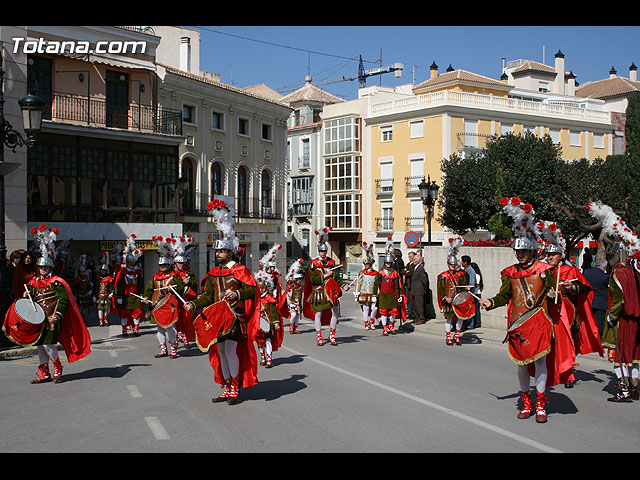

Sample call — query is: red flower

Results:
[549,224,558,231]
[499,197,509,207]
[584,203,591,211]
[179,236,185,242]
[522,204,533,214]
[219,200,227,208]
[38,224,47,231]
[511,197,521,206]
[29,227,37,235]
[52,227,59,235]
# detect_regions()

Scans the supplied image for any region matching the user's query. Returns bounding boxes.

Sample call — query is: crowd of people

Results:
[1,197,639,421]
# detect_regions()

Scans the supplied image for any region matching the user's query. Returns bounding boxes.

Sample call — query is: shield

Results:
[506,306,553,365]
[151,294,180,328]
[2,299,46,346]
[452,291,476,320]
[193,300,236,352]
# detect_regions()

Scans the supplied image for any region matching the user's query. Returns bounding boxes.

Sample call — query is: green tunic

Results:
[27,280,69,346]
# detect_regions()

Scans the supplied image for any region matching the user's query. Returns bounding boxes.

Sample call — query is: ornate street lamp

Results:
[0,48,44,344]
[418,175,440,247]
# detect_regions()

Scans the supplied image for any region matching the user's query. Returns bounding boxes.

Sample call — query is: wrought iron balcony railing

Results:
[42,91,183,136]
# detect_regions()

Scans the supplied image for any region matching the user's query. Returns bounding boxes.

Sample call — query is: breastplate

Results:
[444,276,460,299]
[33,284,58,318]
[509,273,546,320]
[210,273,243,311]
[151,276,173,305]
[98,280,112,297]
[359,274,376,295]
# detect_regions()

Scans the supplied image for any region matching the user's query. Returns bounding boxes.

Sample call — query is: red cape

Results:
[303,258,339,326]
[202,263,260,389]
[374,269,408,323]
[174,270,197,342]
[437,269,467,311]
[27,275,92,363]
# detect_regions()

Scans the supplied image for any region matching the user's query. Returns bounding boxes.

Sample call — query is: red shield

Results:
[193,300,236,352]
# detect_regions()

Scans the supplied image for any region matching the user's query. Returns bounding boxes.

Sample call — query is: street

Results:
[1,294,638,453]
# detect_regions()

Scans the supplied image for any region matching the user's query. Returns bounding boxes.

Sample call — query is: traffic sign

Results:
[404,231,420,248]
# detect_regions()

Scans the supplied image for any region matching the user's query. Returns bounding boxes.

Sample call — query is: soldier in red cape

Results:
[302,226,350,346]
[184,200,260,405]
[284,259,305,334]
[113,234,145,336]
[173,236,197,350]
[372,237,407,336]
[3,225,91,383]
[437,238,470,346]
[539,220,603,389]
[94,262,115,327]
[480,198,557,423]
[355,243,378,331]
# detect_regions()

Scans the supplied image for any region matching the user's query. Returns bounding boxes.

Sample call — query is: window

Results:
[261,122,272,141]
[292,176,314,205]
[410,120,424,139]
[500,123,513,136]
[211,162,223,195]
[237,166,249,216]
[381,126,393,142]
[182,104,195,124]
[212,110,224,130]
[464,120,478,147]
[570,130,581,146]
[324,155,360,192]
[381,203,393,230]
[593,133,604,149]
[324,116,360,155]
[325,193,360,230]
[238,117,249,136]
[299,138,310,169]
[538,81,550,92]
[379,162,393,192]
[549,128,561,144]
[261,170,272,212]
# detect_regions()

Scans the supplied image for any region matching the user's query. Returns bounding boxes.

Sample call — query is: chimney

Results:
[500,72,509,84]
[554,50,565,95]
[180,37,192,73]
[610,66,617,78]
[430,61,438,80]
[567,72,576,96]
[630,63,638,82]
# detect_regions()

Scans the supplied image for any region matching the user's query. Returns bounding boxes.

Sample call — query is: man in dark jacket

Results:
[583,258,610,338]
[410,253,429,325]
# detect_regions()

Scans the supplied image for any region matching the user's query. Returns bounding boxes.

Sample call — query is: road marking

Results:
[283,345,563,453]
[127,385,143,398]
[104,341,119,357]
[145,417,170,440]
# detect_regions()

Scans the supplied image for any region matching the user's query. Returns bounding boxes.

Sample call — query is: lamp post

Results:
[418,175,440,249]
[0,47,44,344]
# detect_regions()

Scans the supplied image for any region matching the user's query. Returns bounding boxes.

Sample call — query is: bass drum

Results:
[151,294,180,328]
[2,298,46,346]
[506,306,553,365]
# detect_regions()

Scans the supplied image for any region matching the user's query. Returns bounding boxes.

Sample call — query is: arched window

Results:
[237,165,249,217]
[181,157,195,214]
[261,169,272,215]
[211,162,223,196]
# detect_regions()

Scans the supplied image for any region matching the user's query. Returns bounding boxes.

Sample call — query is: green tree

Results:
[625,93,640,158]
[487,168,512,240]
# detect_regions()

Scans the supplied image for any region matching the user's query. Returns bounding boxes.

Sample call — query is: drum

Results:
[2,299,46,346]
[151,294,179,328]
[452,291,476,320]
[506,306,553,365]
[325,278,343,304]
[193,300,236,352]
[259,316,271,333]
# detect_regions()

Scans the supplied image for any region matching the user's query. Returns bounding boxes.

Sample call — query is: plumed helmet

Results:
[206,199,240,255]
[31,224,58,267]
[499,197,541,252]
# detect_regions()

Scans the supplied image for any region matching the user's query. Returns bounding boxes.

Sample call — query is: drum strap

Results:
[518,277,537,309]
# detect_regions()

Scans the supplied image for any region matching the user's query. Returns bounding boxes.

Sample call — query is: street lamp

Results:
[418,175,440,247]
[1,48,44,345]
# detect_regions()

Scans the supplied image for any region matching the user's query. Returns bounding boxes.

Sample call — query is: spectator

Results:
[403,251,416,319]
[582,248,593,270]
[582,258,610,338]
[11,250,35,301]
[470,261,483,328]
[460,255,477,330]
[409,252,429,325]
[392,249,405,279]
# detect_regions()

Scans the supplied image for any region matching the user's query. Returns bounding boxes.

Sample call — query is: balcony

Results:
[404,175,423,192]
[375,217,394,233]
[181,191,283,221]
[42,91,183,136]
[404,216,425,231]
[375,178,394,195]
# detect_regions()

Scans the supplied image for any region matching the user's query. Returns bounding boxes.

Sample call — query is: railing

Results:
[183,191,283,220]
[404,175,423,192]
[375,178,394,194]
[404,216,425,231]
[44,91,183,136]
[369,89,611,124]
[375,217,394,232]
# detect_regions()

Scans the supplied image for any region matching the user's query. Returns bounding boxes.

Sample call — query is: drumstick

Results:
[554,267,561,303]
[24,284,36,311]
[167,283,187,305]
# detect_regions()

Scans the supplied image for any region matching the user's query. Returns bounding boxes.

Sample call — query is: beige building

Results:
[152,26,292,276]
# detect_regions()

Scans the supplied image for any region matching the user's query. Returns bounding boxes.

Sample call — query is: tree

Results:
[487,168,512,241]
[625,93,640,158]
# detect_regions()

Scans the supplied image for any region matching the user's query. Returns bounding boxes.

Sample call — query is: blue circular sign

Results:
[404,231,420,248]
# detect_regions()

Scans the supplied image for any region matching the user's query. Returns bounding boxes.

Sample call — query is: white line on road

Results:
[127,385,143,398]
[145,417,170,440]
[283,345,563,453]
[104,341,118,357]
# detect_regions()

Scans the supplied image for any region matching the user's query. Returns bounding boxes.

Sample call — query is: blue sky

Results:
[189,26,640,101]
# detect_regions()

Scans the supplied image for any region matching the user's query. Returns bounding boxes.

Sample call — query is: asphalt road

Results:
[1,295,638,453]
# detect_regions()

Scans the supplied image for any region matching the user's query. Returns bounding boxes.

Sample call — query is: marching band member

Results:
[303,226,350,346]
[285,259,305,334]
[94,259,115,327]
[142,237,185,359]
[538,220,603,388]
[173,236,197,350]
[254,269,283,368]
[480,198,556,423]
[355,242,378,330]
[373,237,406,336]
[586,201,640,402]
[113,235,145,336]
[437,237,470,346]
[2,225,91,384]
[184,199,261,405]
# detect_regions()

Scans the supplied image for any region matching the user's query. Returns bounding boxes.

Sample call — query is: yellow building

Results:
[322,58,614,269]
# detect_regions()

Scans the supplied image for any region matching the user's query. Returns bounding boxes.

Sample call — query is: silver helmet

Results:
[513,236,538,251]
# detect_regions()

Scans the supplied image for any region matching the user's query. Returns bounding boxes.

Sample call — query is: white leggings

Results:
[361,304,377,323]
[614,362,640,385]
[445,317,463,333]
[37,344,59,363]
[218,340,240,380]
[315,306,339,331]
[260,338,273,356]
[289,311,299,326]
[156,325,177,345]
[518,355,548,393]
